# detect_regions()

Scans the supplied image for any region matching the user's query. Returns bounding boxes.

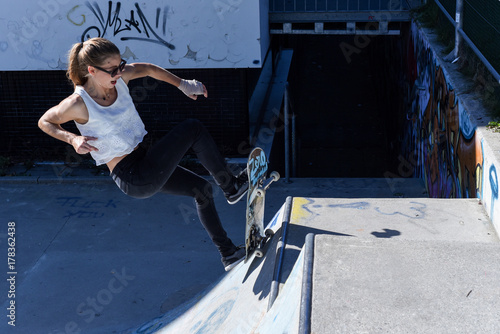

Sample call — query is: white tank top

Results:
[74,78,147,166]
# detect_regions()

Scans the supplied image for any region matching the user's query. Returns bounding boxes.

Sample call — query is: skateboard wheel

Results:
[256,188,264,197]
[255,249,264,257]
[265,229,275,237]
[270,171,280,181]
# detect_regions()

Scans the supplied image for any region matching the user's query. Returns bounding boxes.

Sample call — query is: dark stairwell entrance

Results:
[278,34,405,177]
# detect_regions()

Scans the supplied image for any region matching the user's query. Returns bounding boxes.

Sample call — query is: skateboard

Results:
[245,147,280,262]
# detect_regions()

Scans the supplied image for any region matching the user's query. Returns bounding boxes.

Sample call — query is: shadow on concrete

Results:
[280,225,353,284]
[371,228,402,238]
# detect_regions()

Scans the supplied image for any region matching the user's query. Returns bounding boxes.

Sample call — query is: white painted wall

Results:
[0,0,269,70]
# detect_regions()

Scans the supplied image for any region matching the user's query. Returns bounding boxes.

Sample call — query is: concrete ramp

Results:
[131,202,305,334]
[151,247,304,334]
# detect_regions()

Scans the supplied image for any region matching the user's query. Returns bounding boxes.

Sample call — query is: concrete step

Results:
[282,196,500,333]
[281,196,498,281]
[311,236,500,333]
[288,197,497,243]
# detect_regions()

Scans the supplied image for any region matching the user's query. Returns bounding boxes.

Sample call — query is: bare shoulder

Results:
[120,63,150,84]
[48,94,89,125]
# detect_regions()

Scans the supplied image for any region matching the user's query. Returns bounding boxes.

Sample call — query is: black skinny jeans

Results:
[110,119,237,256]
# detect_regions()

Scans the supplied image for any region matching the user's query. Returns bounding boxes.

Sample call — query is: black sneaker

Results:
[225,169,249,205]
[221,247,246,271]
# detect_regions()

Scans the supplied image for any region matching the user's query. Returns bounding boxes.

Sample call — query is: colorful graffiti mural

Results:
[402,23,483,198]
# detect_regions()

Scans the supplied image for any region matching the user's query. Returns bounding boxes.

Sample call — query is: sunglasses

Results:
[94,59,127,77]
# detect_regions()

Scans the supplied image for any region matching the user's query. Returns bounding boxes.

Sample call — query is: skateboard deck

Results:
[245,147,280,261]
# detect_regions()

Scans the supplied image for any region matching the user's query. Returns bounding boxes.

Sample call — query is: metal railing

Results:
[284,82,296,182]
[434,0,500,83]
[269,0,419,12]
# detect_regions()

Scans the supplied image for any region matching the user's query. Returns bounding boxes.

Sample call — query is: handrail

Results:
[284,83,291,183]
[434,0,500,84]
[284,82,296,182]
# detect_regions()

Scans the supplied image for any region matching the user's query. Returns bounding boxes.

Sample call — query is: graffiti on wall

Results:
[402,23,483,198]
[81,2,175,50]
[0,0,264,70]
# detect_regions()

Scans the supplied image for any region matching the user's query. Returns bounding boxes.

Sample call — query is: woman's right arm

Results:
[38,94,99,154]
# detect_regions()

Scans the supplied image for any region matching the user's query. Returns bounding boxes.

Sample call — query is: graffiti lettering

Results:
[57,196,119,219]
[67,5,86,26]
[375,201,426,219]
[489,165,498,218]
[63,210,105,219]
[81,1,175,50]
[57,197,118,209]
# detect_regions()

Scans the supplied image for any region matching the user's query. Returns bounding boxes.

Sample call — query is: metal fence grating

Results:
[435,0,500,76]
[438,0,456,16]
[269,0,413,12]
[0,69,249,162]
[462,0,500,74]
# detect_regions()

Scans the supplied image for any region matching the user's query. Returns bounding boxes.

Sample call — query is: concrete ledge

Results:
[312,235,500,333]
[0,163,111,184]
[0,176,113,184]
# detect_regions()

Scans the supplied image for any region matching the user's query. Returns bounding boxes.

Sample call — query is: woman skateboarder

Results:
[38,37,247,271]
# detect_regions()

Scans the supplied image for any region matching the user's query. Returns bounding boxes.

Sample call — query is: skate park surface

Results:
[1,175,500,333]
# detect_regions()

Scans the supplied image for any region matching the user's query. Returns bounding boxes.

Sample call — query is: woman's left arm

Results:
[121,63,207,100]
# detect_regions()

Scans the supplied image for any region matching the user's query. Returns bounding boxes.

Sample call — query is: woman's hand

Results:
[178,79,208,100]
[71,136,99,154]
